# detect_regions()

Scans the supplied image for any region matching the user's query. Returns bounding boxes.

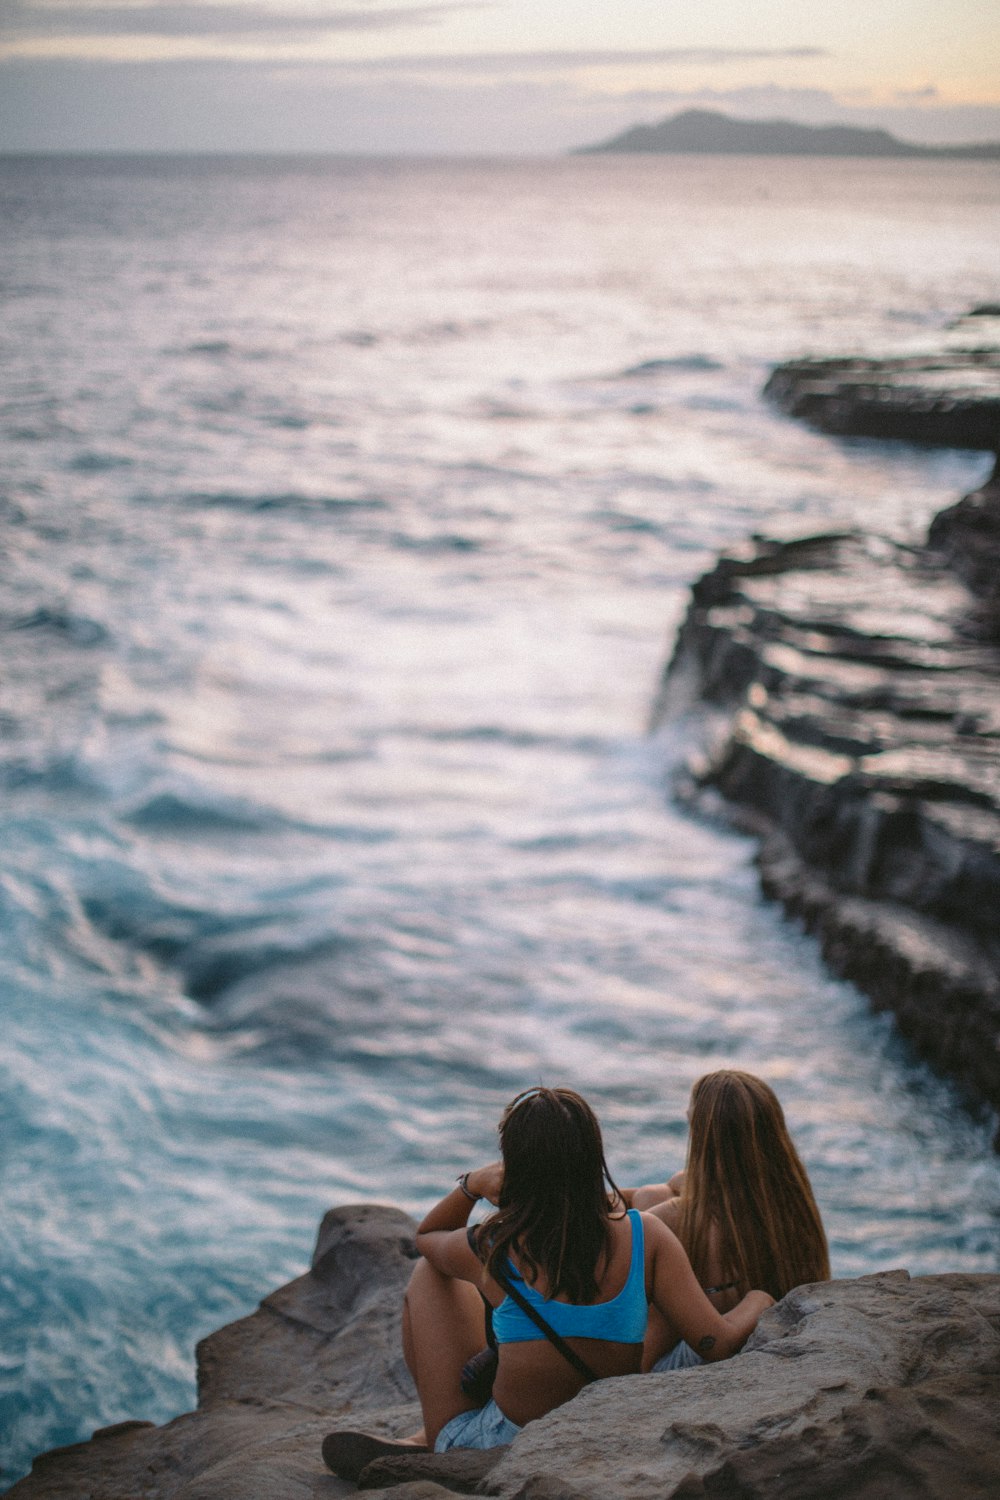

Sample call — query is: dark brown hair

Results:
[479,1087,622,1302]
[678,1070,830,1300]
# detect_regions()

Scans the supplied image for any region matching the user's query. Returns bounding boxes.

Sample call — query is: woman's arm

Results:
[627,1169,686,1211]
[644,1196,683,1232]
[414,1162,503,1280]
[630,1181,673,1210]
[644,1214,772,1362]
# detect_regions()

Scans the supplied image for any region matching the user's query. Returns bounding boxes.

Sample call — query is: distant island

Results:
[576,108,1000,159]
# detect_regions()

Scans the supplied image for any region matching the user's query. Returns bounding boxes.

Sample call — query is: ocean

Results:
[1,151,999,1486]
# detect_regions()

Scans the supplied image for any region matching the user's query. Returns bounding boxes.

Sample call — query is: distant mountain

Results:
[576,109,1000,159]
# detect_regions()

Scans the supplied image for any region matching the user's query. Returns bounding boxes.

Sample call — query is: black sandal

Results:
[321,1429,429,1481]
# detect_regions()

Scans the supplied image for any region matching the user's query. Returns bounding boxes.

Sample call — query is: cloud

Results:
[2,46,998,154]
[4,56,999,155]
[354,47,828,71]
[895,84,938,102]
[1,0,828,65]
[1,0,476,40]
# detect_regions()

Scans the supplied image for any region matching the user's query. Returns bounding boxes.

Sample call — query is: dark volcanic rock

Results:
[664,311,1000,1126]
[764,349,1000,450]
[928,459,1000,633]
[652,522,1000,1125]
[764,310,1000,451]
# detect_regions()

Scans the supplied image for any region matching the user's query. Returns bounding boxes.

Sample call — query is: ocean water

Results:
[1,152,999,1485]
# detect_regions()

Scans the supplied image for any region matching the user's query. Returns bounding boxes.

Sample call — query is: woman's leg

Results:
[402,1257,488,1447]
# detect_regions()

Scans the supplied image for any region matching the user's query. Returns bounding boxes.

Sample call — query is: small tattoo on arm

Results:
[698,1335,716,1355]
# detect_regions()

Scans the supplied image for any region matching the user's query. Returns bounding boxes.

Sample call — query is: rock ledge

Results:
[8,1206,1000,1500]
[652,497,1000,1127]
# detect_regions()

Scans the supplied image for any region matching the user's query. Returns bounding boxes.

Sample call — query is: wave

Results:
[262,412,311,430]
[183,339,233,356]
[590,507,667,536]
[0,753,102,795]
[67,451,134,473]
[412,724,610,755]
[389,531,481,553]
[79,876,353,1009]
[7,606,109,646]
[170,339,277,359]
[120,772,396,843]
[403,318,493,345]
[181,930,353,1006]
[122,789,277,834]
[617,354,725,377]
[0,496,26,523]
[683,395,744,413]
[178,490,388,513]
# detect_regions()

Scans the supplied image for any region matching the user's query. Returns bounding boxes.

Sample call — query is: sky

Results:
[1,0,999,153]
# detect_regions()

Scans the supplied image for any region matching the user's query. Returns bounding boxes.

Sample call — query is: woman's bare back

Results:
[490,1210,643,1425]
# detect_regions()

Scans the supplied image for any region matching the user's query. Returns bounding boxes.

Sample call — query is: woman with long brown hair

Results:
[626,1069,829,1371]
[323,1085,774,1477]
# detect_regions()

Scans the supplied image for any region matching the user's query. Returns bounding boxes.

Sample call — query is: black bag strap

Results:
[467,1225,597,1382]
[493,1264,598,1384]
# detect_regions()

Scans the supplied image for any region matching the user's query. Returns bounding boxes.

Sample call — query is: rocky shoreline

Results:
[762,306,1000,452]
[653,315,1000,1136]
[9,1205,1000,1499]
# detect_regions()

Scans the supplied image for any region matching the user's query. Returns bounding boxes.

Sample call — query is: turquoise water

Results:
[1,153,999,1486]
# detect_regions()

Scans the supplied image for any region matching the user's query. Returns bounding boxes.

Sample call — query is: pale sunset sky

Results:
[1,0,998,152]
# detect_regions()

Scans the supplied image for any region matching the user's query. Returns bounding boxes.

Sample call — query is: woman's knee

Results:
[404,1255,453,1322]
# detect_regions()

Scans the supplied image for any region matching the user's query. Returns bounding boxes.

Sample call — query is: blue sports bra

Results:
[492,1209,648,1345]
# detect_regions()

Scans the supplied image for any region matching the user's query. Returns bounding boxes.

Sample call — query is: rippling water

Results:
[1,153,999,1485]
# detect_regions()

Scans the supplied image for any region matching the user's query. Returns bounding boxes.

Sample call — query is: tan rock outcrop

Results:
[8,1207,1000,1499]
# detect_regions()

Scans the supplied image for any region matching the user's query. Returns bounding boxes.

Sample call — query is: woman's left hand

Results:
[466,1161,504,1205]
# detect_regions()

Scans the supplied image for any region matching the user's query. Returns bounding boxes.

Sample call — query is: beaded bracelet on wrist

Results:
[456,1172,479,1202]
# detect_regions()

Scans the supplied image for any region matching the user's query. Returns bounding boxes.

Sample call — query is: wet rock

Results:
[764,349,1000,450]
[652,518,1000,1125]
[928,460,1000,634]
[763,308,1000,451]
[684,311,1000,1122]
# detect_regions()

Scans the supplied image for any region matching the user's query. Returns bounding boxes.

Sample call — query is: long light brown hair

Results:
[678,1070,829,1300]
[478,1087,622,1303]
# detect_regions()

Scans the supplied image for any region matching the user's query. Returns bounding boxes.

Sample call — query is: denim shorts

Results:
[435,1399,522,1452]
[652,1340,704,1372]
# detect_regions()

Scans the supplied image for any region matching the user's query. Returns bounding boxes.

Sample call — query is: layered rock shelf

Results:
[9,1205,1000,1499]
[763,308,1000,451]
[656,311,1000,1133]
[653,509,1000,1123]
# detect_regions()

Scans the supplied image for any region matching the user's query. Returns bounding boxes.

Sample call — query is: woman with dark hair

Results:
[322,1086,774,1477]
[626,1070,830,1372]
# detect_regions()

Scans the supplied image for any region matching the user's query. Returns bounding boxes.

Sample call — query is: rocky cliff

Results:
[651,496,1000,1127]
[8,1205,1000,1499]
[650,315,1000,1134]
